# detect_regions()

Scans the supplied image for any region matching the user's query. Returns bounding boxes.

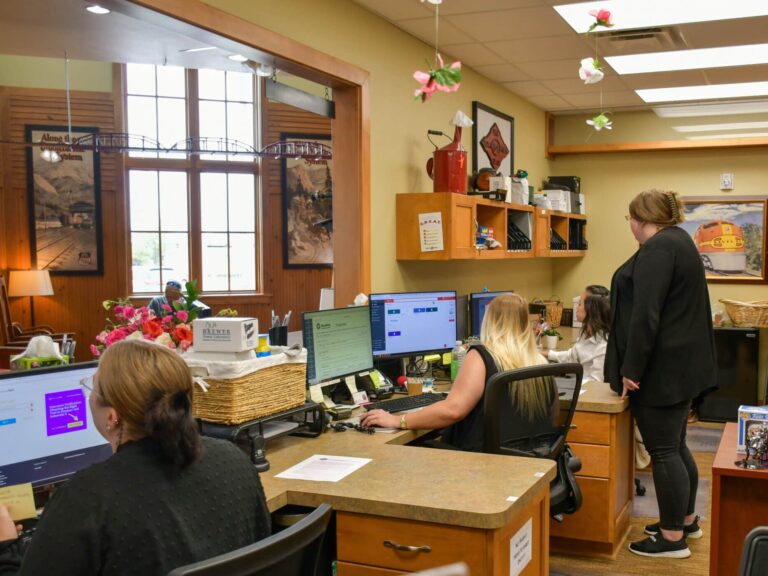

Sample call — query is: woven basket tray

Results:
[192,362,306,425]
[720,299,768,328]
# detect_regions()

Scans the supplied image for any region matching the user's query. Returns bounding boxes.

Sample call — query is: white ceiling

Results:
[352,0,768,114]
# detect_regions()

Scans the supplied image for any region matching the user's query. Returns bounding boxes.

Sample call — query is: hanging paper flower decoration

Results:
[587,112,612,131]
[578,57,604,84]
[414,53,462,102]
[587,9,614,33]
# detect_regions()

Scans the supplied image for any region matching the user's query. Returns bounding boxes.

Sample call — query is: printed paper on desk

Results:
[419,211,444,252]
[0,483,36,521]
[276,454,372,482]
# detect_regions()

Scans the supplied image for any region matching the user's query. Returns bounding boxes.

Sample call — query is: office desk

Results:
[710,422,768,576]
[261,427,555,575]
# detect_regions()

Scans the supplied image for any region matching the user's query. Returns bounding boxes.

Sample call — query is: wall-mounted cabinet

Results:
[396,193,586,261]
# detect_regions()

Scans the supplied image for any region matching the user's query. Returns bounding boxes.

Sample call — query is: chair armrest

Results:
[12,322,56,337]
[4,332,75,343]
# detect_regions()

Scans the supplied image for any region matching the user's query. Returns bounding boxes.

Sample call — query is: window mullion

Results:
[187,69,203,290]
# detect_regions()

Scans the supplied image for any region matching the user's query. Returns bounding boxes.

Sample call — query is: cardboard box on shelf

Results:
[192,317,258,352]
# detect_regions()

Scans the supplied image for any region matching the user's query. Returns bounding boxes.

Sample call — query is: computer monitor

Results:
[302,306,374,386]
[469,291,514,337]
[370,291,457,358]
[0,362,112,490]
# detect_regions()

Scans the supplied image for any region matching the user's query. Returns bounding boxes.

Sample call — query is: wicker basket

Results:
[720,299,768,328]
[191,360,306,425]
[534,296,563,328]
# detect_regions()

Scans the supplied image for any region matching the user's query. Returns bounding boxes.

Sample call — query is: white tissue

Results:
[11,335,63,362]
[452,110,473,127]
[353,293,369,306]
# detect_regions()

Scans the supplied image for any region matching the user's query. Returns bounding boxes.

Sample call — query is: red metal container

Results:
[426,126,467,194]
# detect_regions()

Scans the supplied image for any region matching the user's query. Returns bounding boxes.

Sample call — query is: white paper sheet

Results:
[419,212,444,252]
[275,454,372,482]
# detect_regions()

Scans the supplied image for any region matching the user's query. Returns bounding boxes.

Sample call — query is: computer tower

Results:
[698,327,761,422]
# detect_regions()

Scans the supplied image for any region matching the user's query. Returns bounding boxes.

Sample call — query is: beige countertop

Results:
[261,427,555,530]
[572,381,628,414]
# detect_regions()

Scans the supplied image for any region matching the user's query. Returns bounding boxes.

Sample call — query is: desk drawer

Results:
[550,476,611,542]
[569,443,610,478]
[337,562,402,576]
[337,512,486,573]
[568,412,611,445]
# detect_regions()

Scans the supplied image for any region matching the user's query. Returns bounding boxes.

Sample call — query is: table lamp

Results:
[8,270,54,327]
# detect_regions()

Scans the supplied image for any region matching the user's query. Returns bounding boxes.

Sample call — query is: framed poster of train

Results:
[681,196,767,283]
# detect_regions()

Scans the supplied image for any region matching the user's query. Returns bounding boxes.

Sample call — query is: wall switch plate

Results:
[720,173,734,190]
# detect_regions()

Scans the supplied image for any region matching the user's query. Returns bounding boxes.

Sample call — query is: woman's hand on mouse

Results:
[359,409,399,429]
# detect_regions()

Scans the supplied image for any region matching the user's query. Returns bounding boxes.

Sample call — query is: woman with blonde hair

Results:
[361,293,556,452]
[0,339,270,575]
[606,189,716,559]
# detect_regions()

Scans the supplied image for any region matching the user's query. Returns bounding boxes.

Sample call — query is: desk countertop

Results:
[574,381,628,414]
[261,427,555,530]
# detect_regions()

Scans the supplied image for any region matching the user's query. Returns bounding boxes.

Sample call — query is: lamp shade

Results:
[8,270,54,297]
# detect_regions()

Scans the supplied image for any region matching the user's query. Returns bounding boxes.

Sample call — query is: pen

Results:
[283,310,292,327]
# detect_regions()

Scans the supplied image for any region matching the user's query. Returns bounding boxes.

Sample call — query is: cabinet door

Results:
[450,195,477,259]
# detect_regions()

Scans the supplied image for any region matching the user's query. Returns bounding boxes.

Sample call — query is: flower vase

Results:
[545,335,558,350]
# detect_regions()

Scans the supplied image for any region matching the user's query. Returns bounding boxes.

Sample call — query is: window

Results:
[125,63,260,295]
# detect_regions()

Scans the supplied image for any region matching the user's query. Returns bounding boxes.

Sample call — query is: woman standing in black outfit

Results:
[605,189,716,558]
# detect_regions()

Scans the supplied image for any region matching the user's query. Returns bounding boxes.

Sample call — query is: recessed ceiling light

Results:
[606,44,768,75]
[228,54,248,63]
[85,5,110,15]
[637,82,768,103]
[554,1,768,33]
[673,121,768,133]
[180,46,217,53]
[686,132,768,140]
[653,101,768,117]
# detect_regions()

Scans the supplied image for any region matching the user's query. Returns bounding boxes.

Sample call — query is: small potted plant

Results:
[542,327,562,350]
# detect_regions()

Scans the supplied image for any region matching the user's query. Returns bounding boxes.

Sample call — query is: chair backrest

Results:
[739,525,768,576]
[483,362,584,518]
[167,503,332,576]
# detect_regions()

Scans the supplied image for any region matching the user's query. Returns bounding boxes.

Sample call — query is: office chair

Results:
[483,363,583,522]
[167,503,332,576]
[738,525,768,576]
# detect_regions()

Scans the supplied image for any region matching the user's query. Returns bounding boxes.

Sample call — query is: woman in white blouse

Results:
[548,285,610,382]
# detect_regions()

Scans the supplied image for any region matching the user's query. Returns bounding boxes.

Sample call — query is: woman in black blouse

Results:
[0,339,271,575]
[605,189,716,559]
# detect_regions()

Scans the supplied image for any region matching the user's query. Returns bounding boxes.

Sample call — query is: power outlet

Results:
[720,173,734,190]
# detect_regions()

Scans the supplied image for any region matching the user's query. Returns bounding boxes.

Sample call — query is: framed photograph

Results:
[25,125,103,275]
[281,133,333,268]
[681,196,767,283]
[472,101,514,177]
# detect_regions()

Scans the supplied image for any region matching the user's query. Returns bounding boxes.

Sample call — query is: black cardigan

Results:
[0,437,271,576]
[605,226,717,406]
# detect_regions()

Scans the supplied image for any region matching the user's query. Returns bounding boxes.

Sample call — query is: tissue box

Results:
[737,405,768,453]
[192,317,258,352]
[11,356,69,370]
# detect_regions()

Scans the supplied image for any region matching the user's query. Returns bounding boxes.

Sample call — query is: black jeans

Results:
[632,399,698,532]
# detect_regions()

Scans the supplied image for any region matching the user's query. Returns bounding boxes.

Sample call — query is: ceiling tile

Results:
[618,70,709,89]
[516,59,580,80]
[523,94,573,110]
[439,0,542,15]
[541,76,629,94]
[488,35,590,63]
[678,17,768,49]
[473,63,530,82]
[560,91,645,109]
[441,43,506,67]
[396,17,474,46]
[501,81,555,97]
[705,64,768,84]
[351,0,433,22]
[445,6,573,42]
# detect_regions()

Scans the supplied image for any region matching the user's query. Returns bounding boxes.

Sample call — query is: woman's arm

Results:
[547,345,578,364]
[360,349,487,430]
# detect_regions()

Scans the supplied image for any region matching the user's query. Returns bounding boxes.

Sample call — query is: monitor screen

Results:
[303,306,374,386]
[470,291,514,337]
[370,291,457,358]
[0,363,112,489]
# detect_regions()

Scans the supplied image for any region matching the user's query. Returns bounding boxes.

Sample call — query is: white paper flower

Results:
[579,57,604,85]
[586,113,613,131]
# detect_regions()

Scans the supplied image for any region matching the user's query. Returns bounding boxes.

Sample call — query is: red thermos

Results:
[426,126,467,194]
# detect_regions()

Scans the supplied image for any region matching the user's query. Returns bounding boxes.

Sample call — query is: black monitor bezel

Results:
[469,291,514,337]
[302,305,374,386]
[369,290,458,359]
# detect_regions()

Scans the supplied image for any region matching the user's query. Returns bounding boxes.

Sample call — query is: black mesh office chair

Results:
[483,363,583,521]
[739,526,768,576]
[167,503,332,576]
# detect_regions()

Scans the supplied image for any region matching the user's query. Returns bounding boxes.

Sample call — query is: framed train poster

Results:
[681,196,767,283]
[25,125,103,275]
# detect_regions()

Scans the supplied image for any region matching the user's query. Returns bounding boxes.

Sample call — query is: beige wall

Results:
[204,0,552,301]
[0,55,111,92]
[550,148,768,309]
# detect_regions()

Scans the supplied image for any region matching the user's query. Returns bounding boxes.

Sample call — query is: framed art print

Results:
[472,101,514,177]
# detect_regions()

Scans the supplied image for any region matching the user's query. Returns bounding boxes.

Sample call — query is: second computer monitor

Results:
[470,291,514,337]
[370,291,457,358]
[303,306,374,386]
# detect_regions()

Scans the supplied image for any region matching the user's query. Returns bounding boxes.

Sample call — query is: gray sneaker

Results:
[629,535,691,558]
[644,515,703,539]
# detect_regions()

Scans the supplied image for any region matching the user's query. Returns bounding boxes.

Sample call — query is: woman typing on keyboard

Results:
[361,293,555,451]
[0,339,270,575]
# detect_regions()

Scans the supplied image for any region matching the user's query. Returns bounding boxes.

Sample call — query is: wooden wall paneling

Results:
[0,87,9,272]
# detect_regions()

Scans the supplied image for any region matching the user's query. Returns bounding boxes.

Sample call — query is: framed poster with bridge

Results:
[25,125,103,275]
[681,196,767,283]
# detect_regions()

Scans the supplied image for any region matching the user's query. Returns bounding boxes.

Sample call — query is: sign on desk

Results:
[509,517,532,576]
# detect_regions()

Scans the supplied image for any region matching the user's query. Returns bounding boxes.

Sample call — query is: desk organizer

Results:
[186,350,306,425]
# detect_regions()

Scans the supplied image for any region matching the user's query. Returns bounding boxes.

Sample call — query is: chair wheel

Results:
[634,478,646,496]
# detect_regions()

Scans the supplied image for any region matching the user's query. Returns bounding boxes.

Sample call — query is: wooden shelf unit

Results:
[534,208,588,258]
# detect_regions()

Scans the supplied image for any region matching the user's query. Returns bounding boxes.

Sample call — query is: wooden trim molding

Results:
[548,137,768,156]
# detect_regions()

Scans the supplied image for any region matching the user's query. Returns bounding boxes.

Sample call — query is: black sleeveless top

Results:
[440,344,498,452]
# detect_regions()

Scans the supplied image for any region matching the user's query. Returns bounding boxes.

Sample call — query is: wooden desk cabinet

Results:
[710,423,768,576]
[550,402,634,557]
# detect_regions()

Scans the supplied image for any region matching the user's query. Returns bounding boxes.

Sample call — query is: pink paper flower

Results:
[413,53,462,103]
[587,9,613,32]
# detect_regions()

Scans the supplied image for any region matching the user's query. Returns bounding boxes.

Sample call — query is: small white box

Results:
[578,193,586,215]
[192,317,258,352]
[737,405,768,453]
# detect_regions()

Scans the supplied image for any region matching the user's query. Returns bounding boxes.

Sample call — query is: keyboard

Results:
[364,392,447,413]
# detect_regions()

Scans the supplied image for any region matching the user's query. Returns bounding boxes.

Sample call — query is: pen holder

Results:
[269,326,288,346]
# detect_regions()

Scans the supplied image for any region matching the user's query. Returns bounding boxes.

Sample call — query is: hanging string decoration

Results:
[413,1,462,102]
[579,9,615,130]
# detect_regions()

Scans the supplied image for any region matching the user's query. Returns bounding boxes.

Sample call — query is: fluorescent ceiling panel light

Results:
[653,101,768,117]
[180,46,217,53]
[228,54,248,63]
[85,4,110,15]
[554,1,768,34]
[637,82,768,103]
[607,44,768,75]
[673,121,768,133]
[686,132,768,140]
